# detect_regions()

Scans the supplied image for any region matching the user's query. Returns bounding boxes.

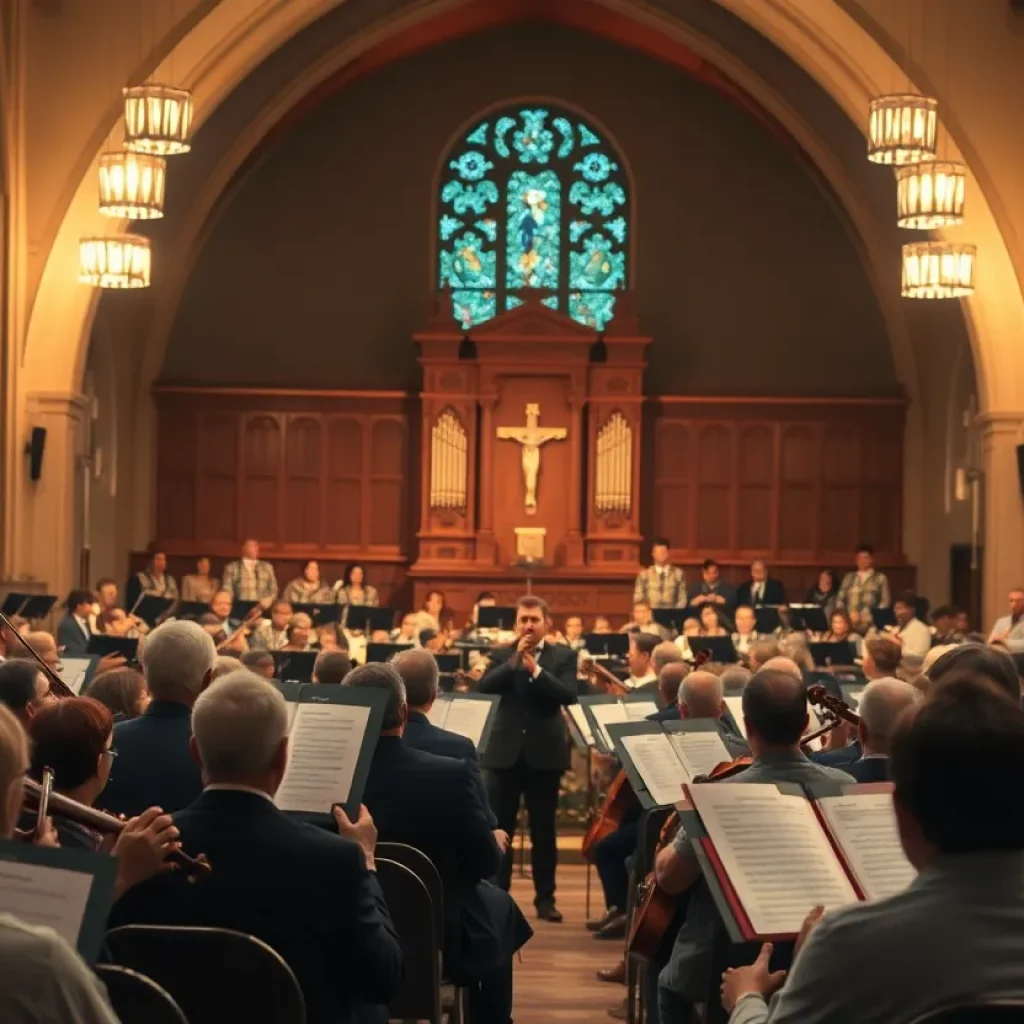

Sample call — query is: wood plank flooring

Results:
[511,863,625,1023]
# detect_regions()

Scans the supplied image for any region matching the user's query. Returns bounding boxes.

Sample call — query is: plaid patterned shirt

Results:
[837,570,891,617]
[221,559,278,603]
[633,565,688,609]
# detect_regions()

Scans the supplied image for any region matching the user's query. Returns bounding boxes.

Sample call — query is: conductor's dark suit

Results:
[735,577,788,609]
[110,788,403,1024]
[478,641,578,904]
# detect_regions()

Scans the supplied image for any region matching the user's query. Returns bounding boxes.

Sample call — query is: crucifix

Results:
[496,403,567,515]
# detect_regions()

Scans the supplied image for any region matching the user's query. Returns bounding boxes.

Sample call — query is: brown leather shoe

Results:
[587,906,622,932]
[596,960,626,984]
[594,912,628,939]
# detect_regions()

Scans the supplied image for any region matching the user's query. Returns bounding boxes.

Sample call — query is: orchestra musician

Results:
[127,551,179,608]
[478,595,578,922]
[250,599,293,651]
[633,538,688,609]
[221,538,278,609]
[735,560,786,609]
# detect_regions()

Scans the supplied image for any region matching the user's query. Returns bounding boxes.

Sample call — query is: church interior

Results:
[2,1,1024,1022]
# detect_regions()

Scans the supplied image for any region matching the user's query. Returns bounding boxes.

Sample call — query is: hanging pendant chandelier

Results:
[867,94,938,165]
[901,241,975,299]
[98,151,166,219]
[123,83,193,155]
[895,161,966,228]
[78,235,152,289]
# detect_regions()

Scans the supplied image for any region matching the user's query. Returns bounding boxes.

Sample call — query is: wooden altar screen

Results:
[410,295,650,604]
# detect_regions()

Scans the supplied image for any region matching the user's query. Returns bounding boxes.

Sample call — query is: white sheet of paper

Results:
[668,730,732,779]
[623,701,659,722]
[817,792,916,901]
[59,658,93,696]
[619,733,690,806]
[589,702,631,749]
[426,700,450,728]
[275,703,370,813]
[443,698,492,748]
[567,705,595,746]
[690,784,859,935]
[723,696,747,737]
[0,860,93,948]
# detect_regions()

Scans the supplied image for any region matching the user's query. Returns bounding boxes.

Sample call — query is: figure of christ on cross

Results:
[496,403,567,515]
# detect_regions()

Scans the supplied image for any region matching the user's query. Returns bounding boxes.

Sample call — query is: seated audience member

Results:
[747,640,781,673]
[312,650,352,685]
[823,610,863,657]
[0,660,52,726]
[845,677,922,783]
[621,600,669,639]
[625,632,660,690]
[101,620,215,818]
[240,649,275,680]
[212,655,242,680]
[648,661,690,723]
[56,589,95,657]
[250,599,292,651]
[0,704,123,1023]
[654,669,854,1024]
[112,672,403,1024]
[891,592,931,658]
[863,634,902,680]
[736,560,787,609]
[180,555,217,604]
[282,559,332,605]
[930,604,967,645]
[988,585,1024,653]
[926,642,1020,701]
[722,677,1024,1024]
[345,662,532,1024]
[732,606,762,658]
[85,667,149,720]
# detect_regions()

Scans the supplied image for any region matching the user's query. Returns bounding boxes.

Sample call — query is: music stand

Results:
[291,603,342,626]
[687,636,738,664]
[581,633,629,659]
[271,650,317,683]
[808,641,857,667]
[344,606,395,635]
[652,609,689,635]
[788,604,829,633]
[476,606,518,631]
[365,642,414,663]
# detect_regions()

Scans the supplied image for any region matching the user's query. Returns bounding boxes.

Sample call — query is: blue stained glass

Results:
[570,233,625,291]
[466,122,489,145]
[450,151,493,181]
[513,109,554,164]
[542,296,560,312]
[569,180,626,216]
[441,179,500,215]
[439,215,463,241]
[569,219,592,243]
[475,218,498,242]
[569,291,615,330]
[604,216,627,243]
[452,290,496,328]
[553,117,574,157]
[574,152,615,183]
[439,231,495,289]
[578,124,600,147]
[506,295,524,311]
[494,117,516,158]
[506,169,560,290]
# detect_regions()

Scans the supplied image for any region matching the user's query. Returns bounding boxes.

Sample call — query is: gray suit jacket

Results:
[731,850,1024,1024]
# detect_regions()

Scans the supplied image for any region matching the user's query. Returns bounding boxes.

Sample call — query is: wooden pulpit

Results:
[411,293,650,580]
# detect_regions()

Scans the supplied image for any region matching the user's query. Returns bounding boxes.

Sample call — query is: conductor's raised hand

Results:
[333,803,378,870]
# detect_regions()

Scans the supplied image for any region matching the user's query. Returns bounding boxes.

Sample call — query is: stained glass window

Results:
[437,106,630,331]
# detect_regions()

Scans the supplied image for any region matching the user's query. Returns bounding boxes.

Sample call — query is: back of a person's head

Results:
[343,662,406,730]
[742,669,807,745]
[865,635,902,676]
[631,632,659,657]
[28,697,112,791]
[213,655,242,680]
[192,671,288,780]
[857,677,922,753]
[0,704,27,835]
[142,619,216,700]
[240,649,275,676]
[748,640,781,671]
[651,641,682,675]
[922,643,959,679]
[720,666,752,694]
[0,660,38,717]
[679,670,724,717]
[390,648,438,708]
[313,651,353,686]
[84,667,147,719]
[891,675,1024,854]
[778,635,813,672]
[927,643,1020,702]
[659,661,688,705]
[759,656,802,681]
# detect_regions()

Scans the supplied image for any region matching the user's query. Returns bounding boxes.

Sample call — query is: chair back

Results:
[104,924,305,1024]
[377,841,444,946]
[94,964,189,1024]
[906,1004,1024,1023]
[377,857,442,1024]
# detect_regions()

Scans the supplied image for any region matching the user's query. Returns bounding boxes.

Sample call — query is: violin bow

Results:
[0,608,74,698]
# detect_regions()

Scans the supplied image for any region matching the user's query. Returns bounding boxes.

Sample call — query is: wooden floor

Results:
[511,863,624,1023]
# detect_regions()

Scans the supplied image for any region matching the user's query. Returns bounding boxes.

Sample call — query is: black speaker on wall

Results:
[1017,444,1024,499]
[25,427,46,482]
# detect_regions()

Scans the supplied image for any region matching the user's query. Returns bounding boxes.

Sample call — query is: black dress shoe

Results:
[594,912,627,939]
[535,901,563,923]
[587,906,622,932]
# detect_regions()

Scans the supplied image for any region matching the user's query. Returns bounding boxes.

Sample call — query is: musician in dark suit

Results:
[345,663,531,1024]
[111,671,402,1024]
[478,595,578,922]
[845,677,922,784]
[56,589,95,656]
[101,619,215,818]
[735,560,787,609]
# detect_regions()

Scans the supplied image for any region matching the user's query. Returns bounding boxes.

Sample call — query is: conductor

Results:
[479,595,579,922]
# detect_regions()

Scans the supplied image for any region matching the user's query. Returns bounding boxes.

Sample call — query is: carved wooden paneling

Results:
[326,417,363,546]
[778,424,819,556]
[200,413,238,541]
[737,423,775,551]
[369,419,405,547]
[284,416,323,544]
[654,421,691,549]
[242,415,282,544]
[156,412,196,540]
[696,424,734,550]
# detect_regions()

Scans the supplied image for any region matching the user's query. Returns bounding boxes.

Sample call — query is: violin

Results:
[216,605,264,653]
[628,810,682,960]
[580,657,630,698]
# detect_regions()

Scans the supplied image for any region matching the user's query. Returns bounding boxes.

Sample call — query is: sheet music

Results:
[426,700,450,728]
[690,785,859,935]
[59,657,92,696]
[723,696,747,738]
[275,703,370,813]
[0,860,93,948]
[443,698,492,748]
[623,700,659,722]
[817,792,916,901]
[668,730,732,779]
[620,733,689,806]
[567,705,595,746]
[589,702,631,749]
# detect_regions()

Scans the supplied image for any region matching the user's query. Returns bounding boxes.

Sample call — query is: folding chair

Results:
[104,924,305,1024]
[94,964,188,1024]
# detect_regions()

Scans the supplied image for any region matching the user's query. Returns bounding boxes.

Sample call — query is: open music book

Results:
[426,693,500,751]
[60,655,99,696]
[0,841,117,963]
[579,694,661,754]
[605,720,734,809]
[564,704,596,750]
[273,683,388,819]
[683,782,916,942]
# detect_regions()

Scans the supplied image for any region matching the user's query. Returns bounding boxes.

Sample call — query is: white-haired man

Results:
[112,672,402,1024]
[101,619,216,818]
[847,677,922,783]
[679,670,751,759]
